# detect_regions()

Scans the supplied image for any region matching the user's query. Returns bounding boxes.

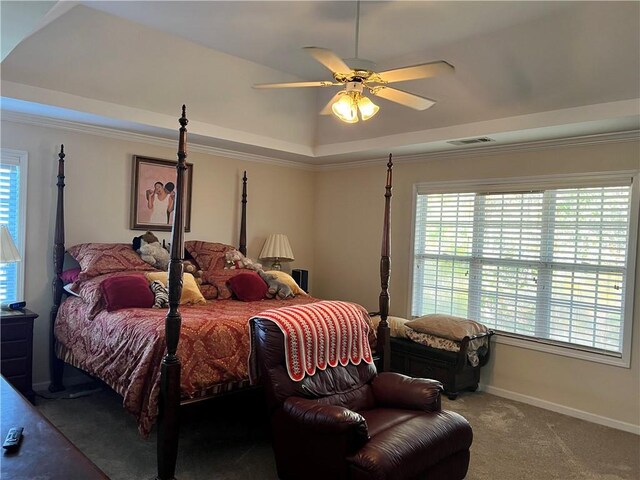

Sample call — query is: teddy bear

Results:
[133,231,170,271]
[183,259,204,285]
[258,270,294,299]
[224,249,262,271]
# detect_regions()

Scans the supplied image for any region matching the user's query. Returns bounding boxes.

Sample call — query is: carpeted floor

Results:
[35,385,639,480]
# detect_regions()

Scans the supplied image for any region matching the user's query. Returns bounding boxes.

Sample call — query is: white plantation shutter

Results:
[0,150,27,303]
[412,177,635,357]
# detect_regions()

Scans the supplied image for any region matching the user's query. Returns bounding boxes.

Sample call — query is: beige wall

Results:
[315,141,640,429]
[1,120,316,387]
[3,117,639,430]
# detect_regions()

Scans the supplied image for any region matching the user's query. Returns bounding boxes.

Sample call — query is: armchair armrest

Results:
[371,372,443,412]
[283,397,369,451]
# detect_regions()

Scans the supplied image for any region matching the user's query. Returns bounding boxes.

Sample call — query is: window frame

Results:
[409,171,639,368]
[0,149,28,303]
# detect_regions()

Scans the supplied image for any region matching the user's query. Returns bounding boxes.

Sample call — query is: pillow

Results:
[149,280,169,308]
[144,272,206,305]
[370,315,410,339]
[198,283,218,300]
[100,274,155,312]
[59,268,81,285]
[264,270,308,296]
[227,271,268,302]
[405,314,488,342]
[68,243,156,284]
[63,283,81,297]
[184,241,235,276]
[206,269,246,300]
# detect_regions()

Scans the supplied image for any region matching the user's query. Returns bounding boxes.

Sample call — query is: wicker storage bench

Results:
[390,331,494,400]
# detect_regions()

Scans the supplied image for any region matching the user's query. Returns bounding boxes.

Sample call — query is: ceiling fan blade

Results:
[303,47,352,75]
[377,61,454,83]
[253,80,339,89]
[320,92,344,115]
[371,87,436,110]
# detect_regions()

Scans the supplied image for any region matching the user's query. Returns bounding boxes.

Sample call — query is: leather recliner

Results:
[252,318,473,480]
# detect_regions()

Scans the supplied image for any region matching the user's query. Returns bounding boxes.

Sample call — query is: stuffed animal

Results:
[183,259,204,285]
[258,270,294,299]
[224,250,262,271]
[133,231,170,271]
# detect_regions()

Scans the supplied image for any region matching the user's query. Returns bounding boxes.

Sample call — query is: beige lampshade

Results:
[0,226,21,263]
[259,234,294,263]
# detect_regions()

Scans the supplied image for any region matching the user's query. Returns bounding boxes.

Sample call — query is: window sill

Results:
[493,332,630,368]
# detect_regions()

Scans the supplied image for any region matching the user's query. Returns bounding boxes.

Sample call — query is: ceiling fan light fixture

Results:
[357,95,379,121]
[332,92,359,123]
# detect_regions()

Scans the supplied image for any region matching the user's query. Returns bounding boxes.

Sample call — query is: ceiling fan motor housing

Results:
[345,81,365,93]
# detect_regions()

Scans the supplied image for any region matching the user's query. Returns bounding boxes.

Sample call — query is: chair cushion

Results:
[348,409,472,480]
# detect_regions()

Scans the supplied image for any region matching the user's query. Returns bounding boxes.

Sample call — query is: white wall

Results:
[314,140,640,430]
[1,120,316,386]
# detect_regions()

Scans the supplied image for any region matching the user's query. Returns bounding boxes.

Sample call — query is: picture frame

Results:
[130,155,193,232]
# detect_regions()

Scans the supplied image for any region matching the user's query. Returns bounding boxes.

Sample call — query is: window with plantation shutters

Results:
[412,174,638,363]
[0,150,27,304]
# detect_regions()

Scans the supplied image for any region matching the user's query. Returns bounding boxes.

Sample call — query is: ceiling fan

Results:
[253,2,455,123]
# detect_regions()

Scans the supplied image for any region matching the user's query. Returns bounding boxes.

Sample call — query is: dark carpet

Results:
[35,385,639,480]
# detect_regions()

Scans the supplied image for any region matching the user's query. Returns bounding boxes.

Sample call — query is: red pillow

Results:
[100,274,155,312]
[227,271,268,302]
[59,268,81,285]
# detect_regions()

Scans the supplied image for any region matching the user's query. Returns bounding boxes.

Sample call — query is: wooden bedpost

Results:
[156,106,188,480]
[377,154,393,372]
[49,145,66,392]
[239,171,247,256]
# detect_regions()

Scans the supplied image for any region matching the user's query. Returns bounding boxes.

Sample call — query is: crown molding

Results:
[316,130,640,171]
[0,110,316,171]
[2,109,637,173]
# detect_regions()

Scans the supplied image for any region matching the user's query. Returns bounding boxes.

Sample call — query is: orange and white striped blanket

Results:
[250,300,374,382]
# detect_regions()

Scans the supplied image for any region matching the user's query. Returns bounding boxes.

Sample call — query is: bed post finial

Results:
[239,171,247,256]
[377,153,393,372]
[50,144,67,392]
[157,106,188,480]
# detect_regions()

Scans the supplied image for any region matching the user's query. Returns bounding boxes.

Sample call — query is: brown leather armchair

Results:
[252,318,473,480]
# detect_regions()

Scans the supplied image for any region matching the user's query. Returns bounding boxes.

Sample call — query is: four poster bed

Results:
[49,106,394,480]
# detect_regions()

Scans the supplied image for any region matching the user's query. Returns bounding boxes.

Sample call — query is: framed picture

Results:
[130,155,193,232]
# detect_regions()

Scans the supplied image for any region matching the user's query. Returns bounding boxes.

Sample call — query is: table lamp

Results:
[259,234,294,271]
[1,225,24,310]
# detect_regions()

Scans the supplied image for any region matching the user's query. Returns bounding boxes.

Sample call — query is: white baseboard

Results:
[480,384,640,435]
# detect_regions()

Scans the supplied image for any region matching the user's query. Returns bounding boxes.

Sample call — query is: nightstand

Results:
[1,308,37,403]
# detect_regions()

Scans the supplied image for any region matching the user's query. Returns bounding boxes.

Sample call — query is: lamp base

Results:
[270,259,282,271]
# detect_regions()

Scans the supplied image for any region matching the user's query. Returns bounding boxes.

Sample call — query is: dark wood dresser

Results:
[1,309,37,403]
[1,376,109,479]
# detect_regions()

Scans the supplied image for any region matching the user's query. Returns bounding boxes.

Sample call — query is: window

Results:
[411,173,638,366]
[0,149,28,303]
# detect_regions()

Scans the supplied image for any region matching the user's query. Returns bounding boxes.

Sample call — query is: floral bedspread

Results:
[54,276,316,435]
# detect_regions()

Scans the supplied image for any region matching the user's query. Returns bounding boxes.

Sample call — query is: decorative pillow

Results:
[198,283,218,300]
[63,283,81,297]
[405,314,488,342]
[206,269,246,300]
[227,271,268,302]
[370,315,410,339]
[149,280,169,308]
[264,270,309,296]
[68,243,157,284]
[184,241,235,276]
[59,268,81,285]
[144,272,206,305]
[100,274,155,312]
